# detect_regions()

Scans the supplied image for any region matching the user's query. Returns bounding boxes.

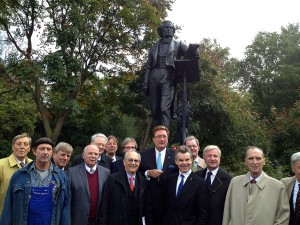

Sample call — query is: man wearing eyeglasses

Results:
[163,145,208,225]
[196,145,232,225]
[111,137,138,173]
[184,136,206,172]
[139,125,177,225]
[98,150,147,225]
[0,133,32,217]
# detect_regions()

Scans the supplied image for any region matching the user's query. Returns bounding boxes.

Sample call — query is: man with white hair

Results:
[281,152,300,225]
[196,145,231,225]
[222,146,290,225]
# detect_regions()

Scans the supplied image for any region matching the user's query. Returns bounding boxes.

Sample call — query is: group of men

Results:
[0,126,300,225]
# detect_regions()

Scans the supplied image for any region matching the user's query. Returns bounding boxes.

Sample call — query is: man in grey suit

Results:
[68,144,110,225]
[281,152,300,225]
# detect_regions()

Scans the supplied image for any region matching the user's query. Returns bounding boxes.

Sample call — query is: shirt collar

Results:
[85,164,97,172]
[179,169,192,178]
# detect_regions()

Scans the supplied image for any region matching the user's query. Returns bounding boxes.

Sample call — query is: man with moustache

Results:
[196,145,232,225]
[0,137,70,225]
[222,146,290,225]
[0,133,32,216]
[163,146,208,225]
[68,144,110,225]
[98,150,146,225]
[281,152,300,225]
[72,133,112,169]
[139,125,177,225]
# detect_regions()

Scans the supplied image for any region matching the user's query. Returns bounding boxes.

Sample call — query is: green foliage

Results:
[186,39,270,173]
[0,0,173,142]
[0,76,37,158]
[237,23,300,119]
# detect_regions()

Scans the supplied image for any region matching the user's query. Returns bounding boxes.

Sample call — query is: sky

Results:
[167,0,300,59]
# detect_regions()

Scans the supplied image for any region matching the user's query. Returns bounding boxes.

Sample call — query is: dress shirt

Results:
[85,164,97,174]
[176,169,192,193]
[205,167,219,185]
[249,174,262,183]
[144,148,167,179]
[126,173,136,186]
[293,180,300,210]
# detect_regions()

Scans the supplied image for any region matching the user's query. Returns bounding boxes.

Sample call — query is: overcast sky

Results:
[167,0,300,59]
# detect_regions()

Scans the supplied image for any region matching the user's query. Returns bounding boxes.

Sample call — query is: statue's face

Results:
[162,22,174,38]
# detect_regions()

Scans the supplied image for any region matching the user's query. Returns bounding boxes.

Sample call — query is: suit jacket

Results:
[0,154,32,215]
[196,167,232,225]
[98,171,147,225]
[68,164,110,225]
[281,176,298,225]
[195,156,206,171]
[71,154,112,169]
[110,158,125,174]
[139,147,178,225]
[163,172,208,225]
[223,172,290,225]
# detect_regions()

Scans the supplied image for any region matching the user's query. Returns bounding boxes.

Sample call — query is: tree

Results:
[236,23,300,119]
[0,0,174,142]
[185,38,271,175]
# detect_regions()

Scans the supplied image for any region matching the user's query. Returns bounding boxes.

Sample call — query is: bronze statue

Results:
[144,20,199,138]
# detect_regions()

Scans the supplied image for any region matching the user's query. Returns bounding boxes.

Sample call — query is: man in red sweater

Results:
[68,144,110,225]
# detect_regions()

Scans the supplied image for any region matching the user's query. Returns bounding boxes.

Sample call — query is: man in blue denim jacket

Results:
[0,137,71,225]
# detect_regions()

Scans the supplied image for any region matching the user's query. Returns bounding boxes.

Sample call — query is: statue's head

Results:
[157,20,175,38]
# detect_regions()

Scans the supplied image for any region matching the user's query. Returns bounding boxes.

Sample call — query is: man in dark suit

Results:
[281,152,300,225]
[71,133,112,169]
[68,144,110,225]
[196,145,232,225]
[139,125,177,225]
[98,150,146,225]
[163,145,208,225]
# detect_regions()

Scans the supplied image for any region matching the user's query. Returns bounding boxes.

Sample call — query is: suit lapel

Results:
[163,148,172,171]
[149,148,157,169]
[78,164,90,196]
[177,173,195,198]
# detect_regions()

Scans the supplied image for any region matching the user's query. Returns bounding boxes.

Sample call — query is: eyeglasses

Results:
[187,145,198,149]
[208,175,223,193]
[124,146,136,150]
[15,142,30,147]
[126,158,140,163]
[154,135,168,139]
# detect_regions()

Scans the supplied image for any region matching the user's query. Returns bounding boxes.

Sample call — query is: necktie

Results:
[156,152,162,170]
[177,174,185,197]
[192,161,197,172]
[206,171,212,187]
[129,176,135,191]
[20,161,25,168]
[295,184,300,222]
[90,168,94,174]
[250,179,256,184]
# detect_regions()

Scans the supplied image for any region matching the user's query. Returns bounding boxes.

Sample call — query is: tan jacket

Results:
[0,154,32,214]
[281,176,296,199]
[222,172,290,225]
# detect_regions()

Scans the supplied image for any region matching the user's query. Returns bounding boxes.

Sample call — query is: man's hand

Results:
[147,169,163,178]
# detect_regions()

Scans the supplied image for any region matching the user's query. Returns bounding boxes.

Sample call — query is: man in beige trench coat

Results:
[222,146,290,225]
